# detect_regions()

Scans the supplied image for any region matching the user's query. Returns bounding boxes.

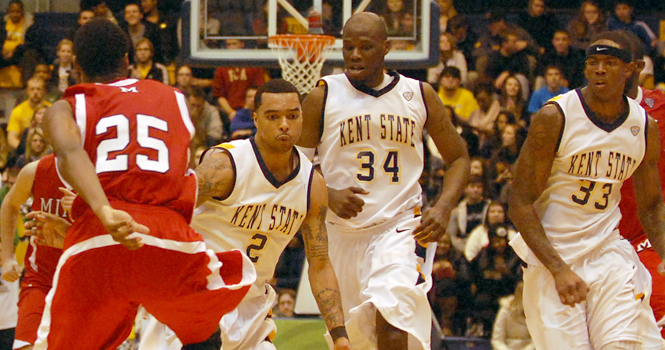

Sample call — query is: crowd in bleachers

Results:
[0,0,664,348]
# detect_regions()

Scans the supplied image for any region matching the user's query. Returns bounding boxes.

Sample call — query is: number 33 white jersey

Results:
[317,72,427,229]
[191,139,314,284]
[532,89,648,263]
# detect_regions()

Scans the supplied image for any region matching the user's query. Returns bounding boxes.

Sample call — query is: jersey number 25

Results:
[96,114,170,174]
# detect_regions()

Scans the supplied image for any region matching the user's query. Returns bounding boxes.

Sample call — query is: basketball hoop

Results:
[269,34,336,94]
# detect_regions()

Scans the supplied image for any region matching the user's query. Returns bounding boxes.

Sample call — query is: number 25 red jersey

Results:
[62,78,196,220]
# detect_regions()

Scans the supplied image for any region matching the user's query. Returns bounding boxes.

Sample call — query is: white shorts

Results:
[138,283,277,350]
[327,211,436,350]
[522,235,665,350]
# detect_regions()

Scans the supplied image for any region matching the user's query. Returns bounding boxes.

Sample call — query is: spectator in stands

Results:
[527,65,569,116]
[64,9,95,41]
[469,83,501,134]
[50,39,77,94]
[230,86,258,140]
[471,225,522,335]
[141,0,179,63]
[17,126,49,165]
[609,0,656,51]
[174,64,193,94]
[31,63,59,103]
[274,289,297,318]
[538,29,586,89]
[122,2,161,64]
[473,8,539,77]
[430,233,472,336]
[484,30,532,99]
[437,67,478,123]
[489,123,523,198]
[186,86,224,154]
[83,0,118,24]
[567,1,608,50]
[447,15,478,72]
[448,175,491,253]
[516,0,559,53]
[381,0,413,36]
[271,233,305,292]
[128,38,168,85]
[497,76,528,124]
[0,0,32,88]
[7,77,48,150]
[491,281,534,350]
[212,41,267,120]
[447,105,480,158]
[428,33,468,87]
[480,111,516,159]
[14,102,45,157]
[436,0,457,33]
[465,201,517,262]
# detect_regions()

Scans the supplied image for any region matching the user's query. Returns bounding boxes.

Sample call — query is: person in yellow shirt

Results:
[437,66,479,123]
[0,0,32,88]
[7,77,49,150]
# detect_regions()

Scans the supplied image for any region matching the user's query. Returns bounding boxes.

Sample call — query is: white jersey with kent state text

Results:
[191,138,314,284]
[512,89,648,264]
[318,72,427,229]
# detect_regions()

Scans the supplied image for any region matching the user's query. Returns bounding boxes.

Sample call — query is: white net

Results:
[269,35,335,94]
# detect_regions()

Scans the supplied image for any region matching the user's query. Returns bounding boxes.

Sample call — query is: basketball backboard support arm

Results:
[180,0,439,69]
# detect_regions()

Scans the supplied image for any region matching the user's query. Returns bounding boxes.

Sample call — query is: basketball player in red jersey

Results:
[0,155,67,350]
[618,32,665,337]
[34,18,255,350]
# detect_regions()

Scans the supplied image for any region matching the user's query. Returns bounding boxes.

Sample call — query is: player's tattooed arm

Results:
[633,117,665,261]
[194,149,236,207]
[509,105,588,306]
[302,171,346,330]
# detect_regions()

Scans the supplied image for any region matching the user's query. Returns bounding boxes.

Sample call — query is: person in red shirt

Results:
[0,155,67,350]
[618,31,665,337]
[35,18,255,349]
[212,39,267,121]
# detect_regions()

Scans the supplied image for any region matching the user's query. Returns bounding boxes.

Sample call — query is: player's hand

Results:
[413,205,450,244]
[333,337,352,350]
[96,205,149,250]
[327,187,369,219]
[551,266,588,306]
[1,258,22,282]
[24,211,70,249]
[59,187,76,215]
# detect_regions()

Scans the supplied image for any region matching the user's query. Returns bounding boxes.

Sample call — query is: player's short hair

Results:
[254,79,299,111]
[617,30,645,61]
[74,18,130,78]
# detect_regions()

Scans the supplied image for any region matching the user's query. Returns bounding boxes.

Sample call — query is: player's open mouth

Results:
[348,66,365,73]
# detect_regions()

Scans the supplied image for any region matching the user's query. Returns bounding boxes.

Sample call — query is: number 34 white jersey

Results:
[318,72,427,229]
[191,139,314,284]
[532,89,648,263]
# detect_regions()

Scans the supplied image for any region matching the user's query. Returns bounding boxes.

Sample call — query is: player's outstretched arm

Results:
[509,104,588,306]
[419,83,470,243]
[43,100,146,250]
[632,117,665,268]
[301,172,352,350]
[194,148,235,207]
[0,161,37,281]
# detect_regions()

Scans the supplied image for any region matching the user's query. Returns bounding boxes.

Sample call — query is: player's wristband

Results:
[330,326,348,342]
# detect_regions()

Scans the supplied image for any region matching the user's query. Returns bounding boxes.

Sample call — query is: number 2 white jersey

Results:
[531,89,648,263]
[318,72,427,229]
[191,139,314,284]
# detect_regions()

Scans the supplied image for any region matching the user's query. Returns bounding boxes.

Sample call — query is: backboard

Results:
[181,0,439,69]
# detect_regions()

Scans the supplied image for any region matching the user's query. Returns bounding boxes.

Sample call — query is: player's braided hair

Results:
[74,18,130,78]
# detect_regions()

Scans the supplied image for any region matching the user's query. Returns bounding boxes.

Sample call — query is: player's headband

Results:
[586,44,632,63]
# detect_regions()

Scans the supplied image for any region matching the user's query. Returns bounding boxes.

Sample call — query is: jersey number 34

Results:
[356,150,400,183]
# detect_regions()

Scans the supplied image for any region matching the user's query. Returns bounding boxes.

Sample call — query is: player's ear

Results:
[625,61,636,79]
[384,39,391,55]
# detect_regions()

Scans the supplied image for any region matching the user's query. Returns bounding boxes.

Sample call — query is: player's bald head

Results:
[343,12,387,42]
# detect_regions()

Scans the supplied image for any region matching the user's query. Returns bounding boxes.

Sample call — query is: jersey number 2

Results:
[246,233,269,263]
[96,114,170,174]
